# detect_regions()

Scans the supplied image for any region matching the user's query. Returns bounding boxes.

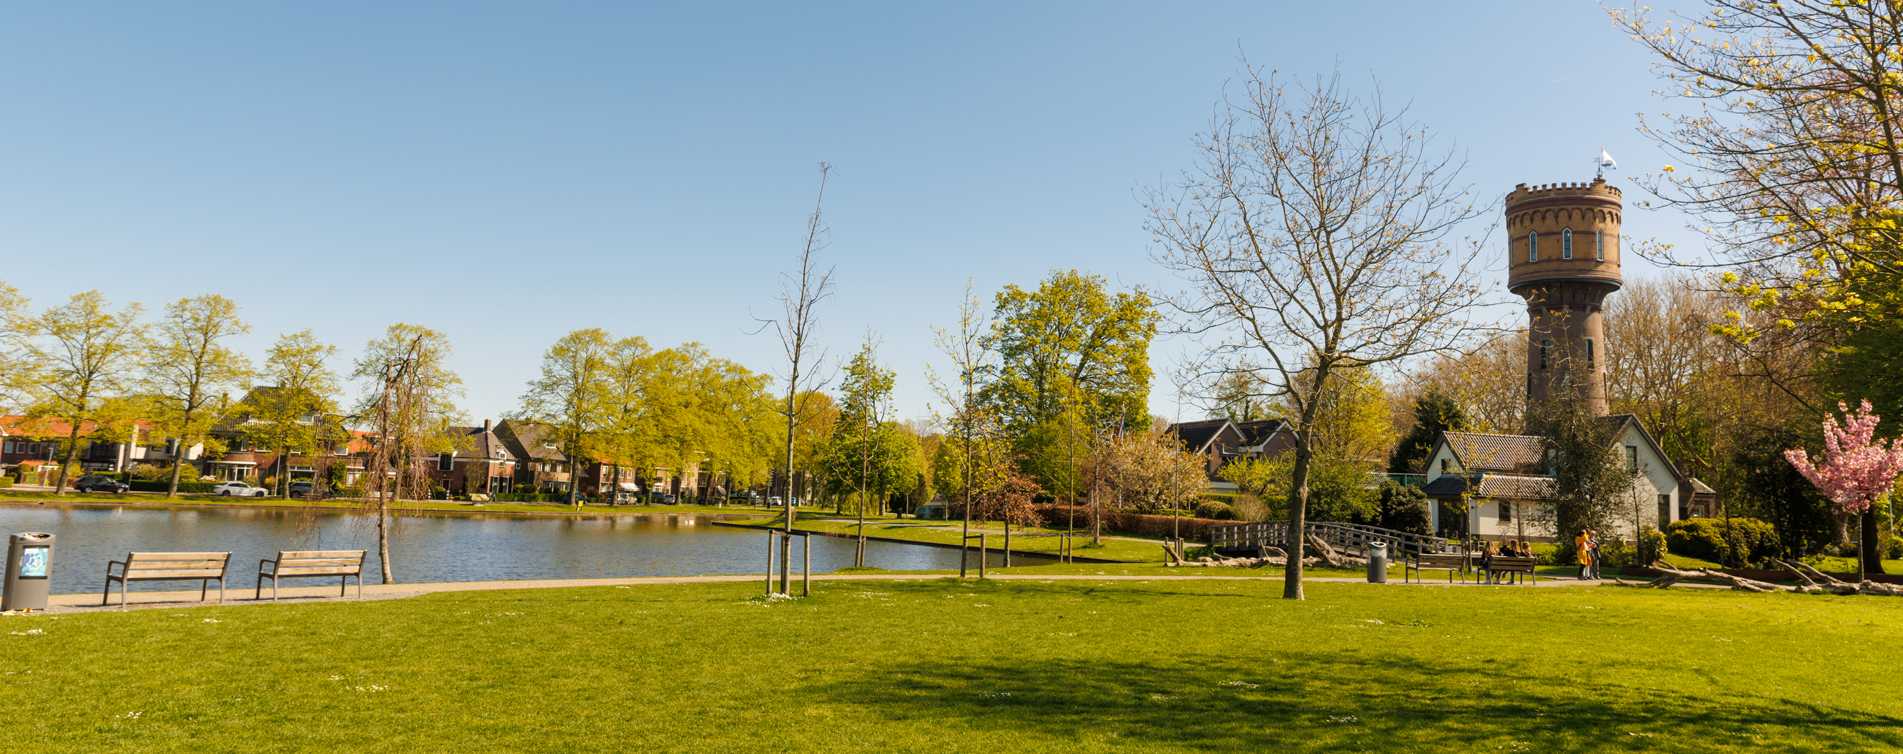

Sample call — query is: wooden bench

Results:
[1404,552,1470,583]
[256,550,367,601]
[1484,555,1539,585]
[103,551,231,608]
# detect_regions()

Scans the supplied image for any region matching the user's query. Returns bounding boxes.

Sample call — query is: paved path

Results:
[22,570,1604,615]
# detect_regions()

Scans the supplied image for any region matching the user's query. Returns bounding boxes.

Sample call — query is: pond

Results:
[0,505,1022,595]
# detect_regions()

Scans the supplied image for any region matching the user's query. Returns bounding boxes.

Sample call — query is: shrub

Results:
[126,480,219,494]
[1666,517,1780,566]
[1194,501,1238,520]
[1885,535,1903,560]
[0,476,11,488]
[128,463,167,481]
[1232,494,1274,523]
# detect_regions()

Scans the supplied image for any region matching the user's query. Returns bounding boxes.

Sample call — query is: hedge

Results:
[126,480,219,494]
[1032,504,1233,541]
[1666,517,1780,566]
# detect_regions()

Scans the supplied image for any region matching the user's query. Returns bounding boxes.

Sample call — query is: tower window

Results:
[1585,337,1595,367]
[1539,338,1551,370]
[1595,230,1605,261]
[1528,231,1538,262]
[1562,228,1573,259]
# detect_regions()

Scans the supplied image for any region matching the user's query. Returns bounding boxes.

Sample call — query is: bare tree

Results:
[353,324,460,584]
[1149,68,1490,600]
[761,162,836,595]
[931,281,996,562]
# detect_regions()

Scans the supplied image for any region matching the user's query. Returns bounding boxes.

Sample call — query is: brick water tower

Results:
[1505,177,1622,425]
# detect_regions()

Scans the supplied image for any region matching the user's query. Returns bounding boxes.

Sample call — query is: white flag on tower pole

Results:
[1597,148,1618,176]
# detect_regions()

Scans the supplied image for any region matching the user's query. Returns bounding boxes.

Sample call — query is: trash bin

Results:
[3,532,54,612]
[1366,541,1388,584]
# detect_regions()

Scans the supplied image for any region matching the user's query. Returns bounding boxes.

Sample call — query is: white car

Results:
[212,481,269,497]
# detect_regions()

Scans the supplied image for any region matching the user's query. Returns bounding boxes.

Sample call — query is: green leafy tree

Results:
[520,328,611,506]
[247,331,340,497]
[21,291,146,494]
[1389,390,1466,474]
[824,337,897,566]
[1534,397,1635,563]
[145,295,253,497]
[985,269,1158,492]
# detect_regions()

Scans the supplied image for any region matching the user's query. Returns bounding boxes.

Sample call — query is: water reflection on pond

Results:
[0,505,1021,595]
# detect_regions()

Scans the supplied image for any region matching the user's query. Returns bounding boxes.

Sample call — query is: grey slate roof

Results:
[1473,474,1556,500]
[1167,419,1232,453]
[1443,432,1546,473]
[495,419,565,462]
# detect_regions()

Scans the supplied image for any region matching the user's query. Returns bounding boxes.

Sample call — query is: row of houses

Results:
[0,391,716,500]
[1165,413,1721,542]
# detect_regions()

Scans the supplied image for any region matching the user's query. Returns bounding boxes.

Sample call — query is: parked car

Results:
[212,481,269,497]
[288,481,314,498]
[74,474,130,494]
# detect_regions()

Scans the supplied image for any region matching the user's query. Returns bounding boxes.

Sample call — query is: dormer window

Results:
[1528,231,1539,262]
[1561,228,1573,260]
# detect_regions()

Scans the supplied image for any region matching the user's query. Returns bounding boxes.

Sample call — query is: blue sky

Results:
[2,1,1700,425]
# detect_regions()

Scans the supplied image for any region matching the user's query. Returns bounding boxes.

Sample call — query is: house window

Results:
[1528,231,1538,262]
[1585,338,1595,368]
[1595,230,1605,261]
[1658,493,1672,528]
[1562,228,1573,259]
[1439,458,1450,473]
[1499,501,1512,522]
[1625,446,1638,473]
[439,453,454,472]
[1539,339,1551,370]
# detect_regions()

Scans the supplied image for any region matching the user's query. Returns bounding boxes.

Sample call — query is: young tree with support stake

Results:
[145,295,253,498]
[762,162,836,596]
[933,281,996,569]
[1149,67,1489,600]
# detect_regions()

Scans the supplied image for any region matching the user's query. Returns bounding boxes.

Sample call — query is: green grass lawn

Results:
[4,579,1898,751]
[728,512,1171,562]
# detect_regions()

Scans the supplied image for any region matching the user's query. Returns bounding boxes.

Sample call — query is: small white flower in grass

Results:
[327,674,343,682]
[1326,714,1359,724]
[979,691,1012,699]
[9,628,45,636]
[202,618,221,624]
[972,603,990,608]
[1220,680,1259,690]
[121,711,142,720]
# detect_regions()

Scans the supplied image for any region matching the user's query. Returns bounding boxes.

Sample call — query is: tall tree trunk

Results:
[1861,510,1884,577]
[567,455,581,507]
[1284,442,1313,600]
[377,494,394,583]
[54,421,83,495]
[166,435,187,498]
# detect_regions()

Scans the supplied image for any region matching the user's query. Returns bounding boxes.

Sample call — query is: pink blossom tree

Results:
[1784,400,1903,581]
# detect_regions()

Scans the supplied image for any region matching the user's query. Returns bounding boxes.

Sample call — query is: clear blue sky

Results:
[3,1,1700,425]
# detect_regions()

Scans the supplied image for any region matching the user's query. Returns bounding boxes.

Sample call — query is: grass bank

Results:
[0,489,784,519]
[2,579,1896,751]
[723,512,1170,562]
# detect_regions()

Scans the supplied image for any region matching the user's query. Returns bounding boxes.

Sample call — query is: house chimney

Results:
[483,418,492,433]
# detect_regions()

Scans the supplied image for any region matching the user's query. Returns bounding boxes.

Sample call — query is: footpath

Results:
[19,571,1602,614]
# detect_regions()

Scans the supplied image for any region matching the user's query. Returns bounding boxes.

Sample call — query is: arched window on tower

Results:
[1585,337,1595,368]
[1539,338,1551,370]
[1595,230,1605,261]
[1528,231,1539,262]
[1562,228,1573,259]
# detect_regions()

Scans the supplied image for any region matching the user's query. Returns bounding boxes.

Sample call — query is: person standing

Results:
[1574,530,1591,580]
[1587,530,1603,580]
